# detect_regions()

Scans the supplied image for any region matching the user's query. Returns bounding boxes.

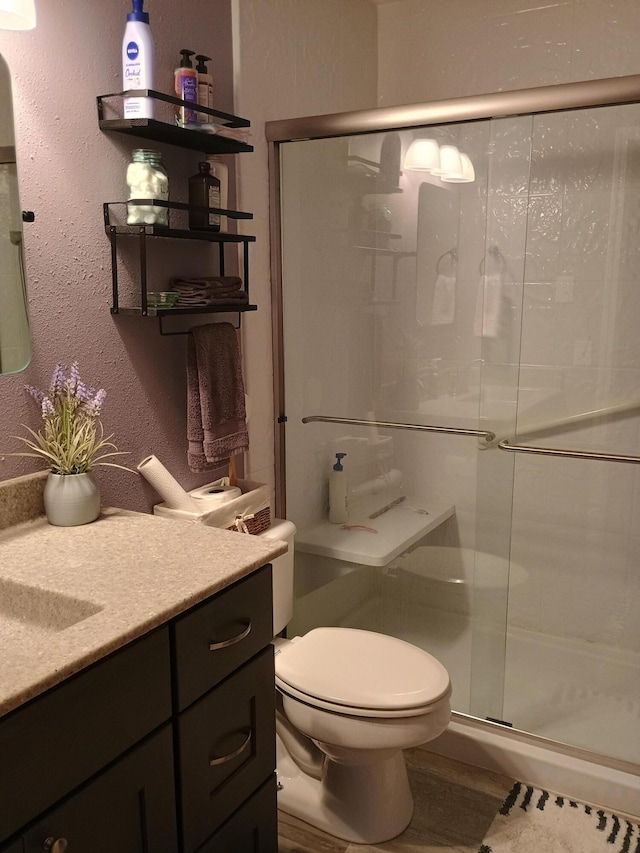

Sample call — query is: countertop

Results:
[0,508,287,719]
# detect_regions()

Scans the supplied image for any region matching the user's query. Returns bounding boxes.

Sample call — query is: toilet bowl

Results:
[259,519,452,844]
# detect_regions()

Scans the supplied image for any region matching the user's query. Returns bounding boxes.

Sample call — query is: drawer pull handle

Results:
[209,730,252,766]
[44,839,69,853]
[209,620,251,651]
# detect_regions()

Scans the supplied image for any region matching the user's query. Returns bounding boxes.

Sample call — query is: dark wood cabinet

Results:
[179,646,276,851]
[23,727,177,853]
[197,776,278,853]
[0,564,276,853]
[0,628,172,841]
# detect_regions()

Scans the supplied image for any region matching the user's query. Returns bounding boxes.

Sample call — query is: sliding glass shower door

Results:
[503,103,640,764]
[278,116,529,723]
[276,97,640,766]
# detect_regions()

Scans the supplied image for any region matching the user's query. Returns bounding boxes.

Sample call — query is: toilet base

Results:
[276,733,414,844]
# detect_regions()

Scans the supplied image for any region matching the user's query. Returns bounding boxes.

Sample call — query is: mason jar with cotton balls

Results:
[126,148,169,226]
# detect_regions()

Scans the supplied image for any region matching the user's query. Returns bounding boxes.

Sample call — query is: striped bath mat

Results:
[479,782,640,852]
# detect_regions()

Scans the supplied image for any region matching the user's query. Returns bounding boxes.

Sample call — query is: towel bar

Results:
[302,414,495,442]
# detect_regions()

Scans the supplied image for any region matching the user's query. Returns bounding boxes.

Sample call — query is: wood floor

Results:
[277,746,515,852]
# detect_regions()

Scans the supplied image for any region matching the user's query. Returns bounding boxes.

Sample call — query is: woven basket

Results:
[227,505,272,536]
[199,478,271,536]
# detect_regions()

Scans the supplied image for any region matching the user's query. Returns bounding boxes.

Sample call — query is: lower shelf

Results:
[112,304,258,317]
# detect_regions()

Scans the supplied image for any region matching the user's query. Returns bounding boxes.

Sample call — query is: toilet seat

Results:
[275,627,451,718]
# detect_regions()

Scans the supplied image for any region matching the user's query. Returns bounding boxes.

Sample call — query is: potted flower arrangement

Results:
[12,362,129,526]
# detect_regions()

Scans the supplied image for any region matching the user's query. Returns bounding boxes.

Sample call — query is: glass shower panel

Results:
[503,103,640,764]
[279,118,528,720]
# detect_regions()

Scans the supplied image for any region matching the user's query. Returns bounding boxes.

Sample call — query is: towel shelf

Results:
[99,95,257,334]
[104,201,256,329]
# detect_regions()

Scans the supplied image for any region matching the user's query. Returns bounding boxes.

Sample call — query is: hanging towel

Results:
[474,273,504,338]
[187,322,249,472]
[430,274,457,325]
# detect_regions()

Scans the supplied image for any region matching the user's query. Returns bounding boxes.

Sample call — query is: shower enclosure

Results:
[266,76,640,772]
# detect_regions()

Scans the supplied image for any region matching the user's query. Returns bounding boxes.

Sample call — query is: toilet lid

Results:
[275,627,450,712]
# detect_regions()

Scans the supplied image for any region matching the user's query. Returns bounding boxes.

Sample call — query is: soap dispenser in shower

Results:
[329,452,348,524]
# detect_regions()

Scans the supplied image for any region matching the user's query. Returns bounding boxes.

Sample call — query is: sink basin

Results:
[0,577,102,632]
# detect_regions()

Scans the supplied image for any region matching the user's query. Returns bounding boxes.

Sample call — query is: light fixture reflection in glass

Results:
[404,138,475,183]
[0,0,36,30]
[403,138,440,172]
[432,144,462,178]
[441,152,475,183]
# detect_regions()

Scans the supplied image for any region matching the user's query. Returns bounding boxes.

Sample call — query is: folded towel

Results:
[187,323,249,472]
[172,276,247,307]
[178,292,249,307]
[173,276,243,291]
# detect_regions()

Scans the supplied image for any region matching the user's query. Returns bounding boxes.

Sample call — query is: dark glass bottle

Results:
[188,162,221,231]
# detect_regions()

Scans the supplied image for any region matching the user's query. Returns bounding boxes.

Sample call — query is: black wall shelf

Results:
[99,93,256,333]
[104,202,256,333]
[97,90,253,154]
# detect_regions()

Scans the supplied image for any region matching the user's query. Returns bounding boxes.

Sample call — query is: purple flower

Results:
[74,381,94,405]
[25,384,45,404]
[41,397,55,418]
[48,363,65,397]
[85,388,107,417]
[66,361,81,396]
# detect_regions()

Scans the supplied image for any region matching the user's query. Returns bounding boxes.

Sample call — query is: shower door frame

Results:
[266,74,640,779]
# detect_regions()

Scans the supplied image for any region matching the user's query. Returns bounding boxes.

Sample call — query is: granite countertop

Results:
[0,507,287,719]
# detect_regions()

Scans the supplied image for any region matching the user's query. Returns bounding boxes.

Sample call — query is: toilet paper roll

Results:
[137,455,199,512]
[190,483,242,504]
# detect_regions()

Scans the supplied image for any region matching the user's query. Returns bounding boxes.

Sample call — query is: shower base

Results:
[336,596,640,767]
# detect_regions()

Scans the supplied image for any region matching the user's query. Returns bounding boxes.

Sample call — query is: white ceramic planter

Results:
[43,472,101,527]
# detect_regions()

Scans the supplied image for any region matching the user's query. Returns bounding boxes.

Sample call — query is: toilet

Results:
[259,519,452,844]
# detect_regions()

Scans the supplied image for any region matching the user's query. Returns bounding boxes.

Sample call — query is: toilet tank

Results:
[258,518,296,635]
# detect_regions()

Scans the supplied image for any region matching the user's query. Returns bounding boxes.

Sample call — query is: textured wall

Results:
[378,0,640,105]
[0,0,235,511]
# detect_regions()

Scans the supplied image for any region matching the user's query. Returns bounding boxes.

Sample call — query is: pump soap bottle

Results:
[174,49,198,126]
[329,453,348,524]
[122,0,154,119]
[195,54,214,124]
[189,162,221,231]
[206,155,228,230]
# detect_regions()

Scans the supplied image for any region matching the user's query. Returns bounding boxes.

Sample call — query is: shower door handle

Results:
[498,439,640,465]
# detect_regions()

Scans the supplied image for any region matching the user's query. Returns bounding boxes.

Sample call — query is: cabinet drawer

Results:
[196,774,278,853]
[178,645,276,853]
[173,564,273,710]
[0,627,172,842]
[23,726,177,853]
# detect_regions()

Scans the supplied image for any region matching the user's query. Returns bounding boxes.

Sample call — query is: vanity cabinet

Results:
[0,564,276,853]
[23,727,177,853]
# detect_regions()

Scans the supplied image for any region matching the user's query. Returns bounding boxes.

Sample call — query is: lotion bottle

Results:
[122,0,154,119]
[174,49,198,126]
[329,453,348,524]
[195,54,214,123]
